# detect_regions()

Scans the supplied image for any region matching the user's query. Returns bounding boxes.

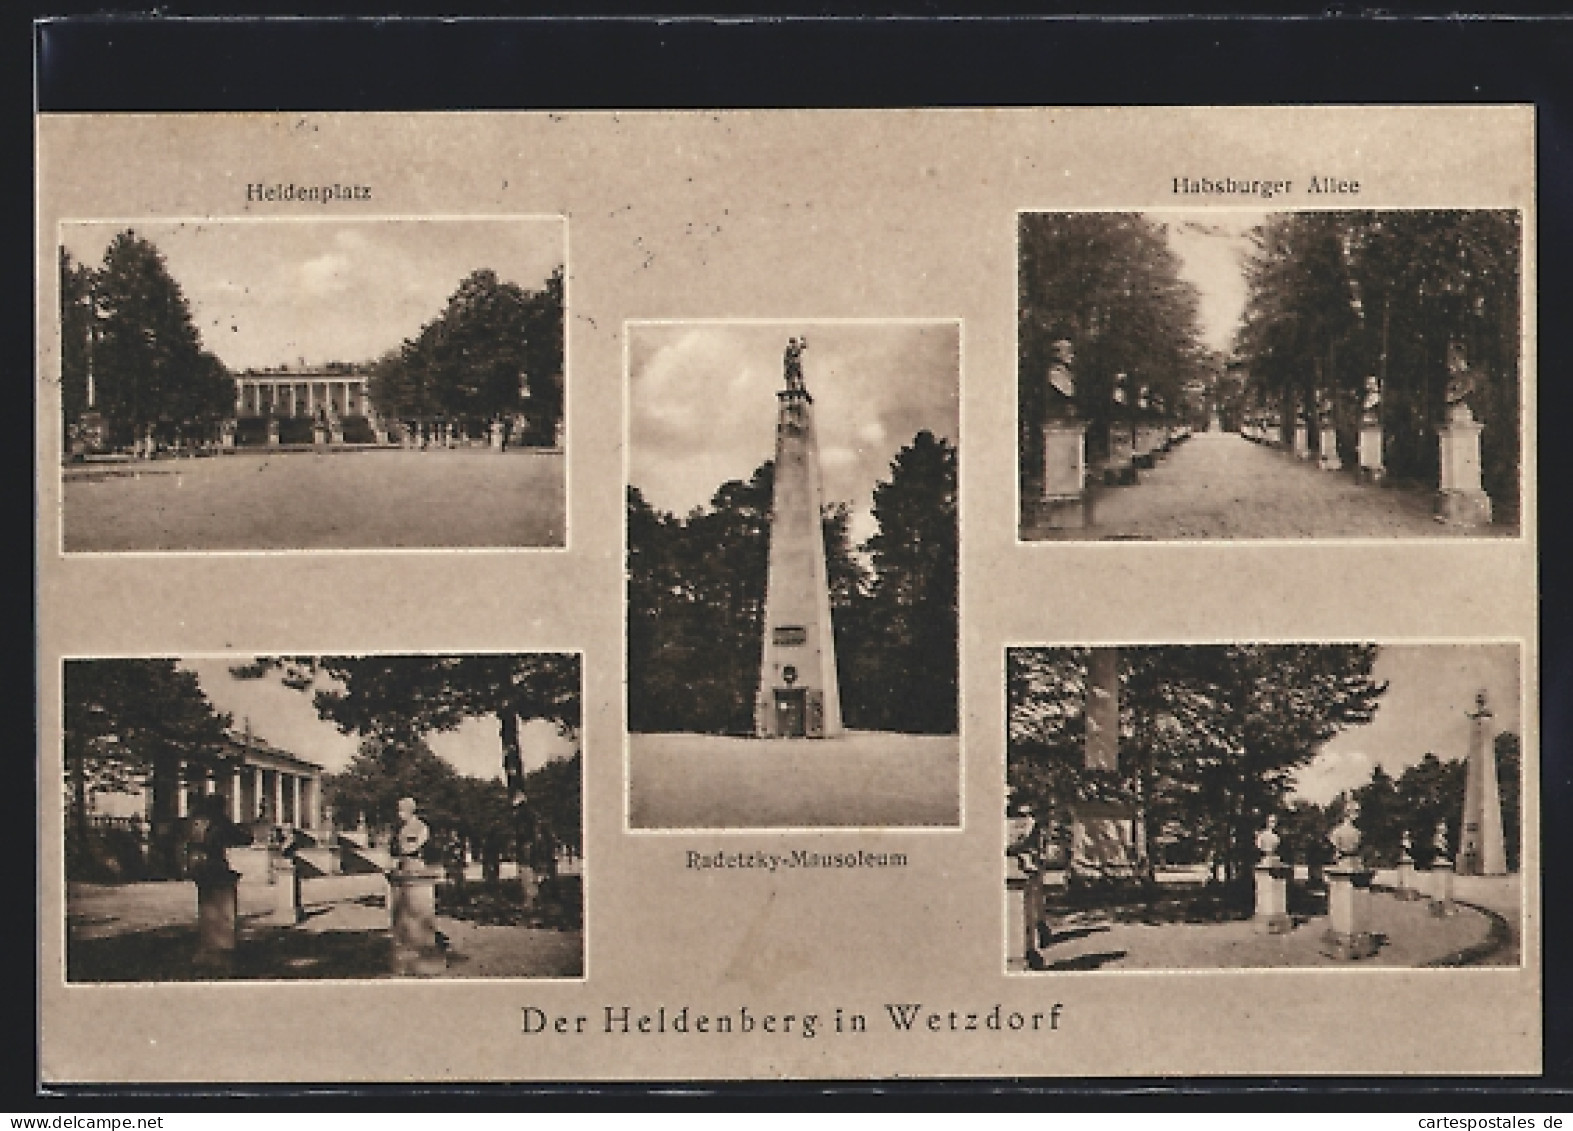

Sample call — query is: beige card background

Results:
[36,107,1539,1082]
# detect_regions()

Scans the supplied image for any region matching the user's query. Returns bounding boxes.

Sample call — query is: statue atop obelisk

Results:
[755,337,844,739]
[1457,689,1507,876]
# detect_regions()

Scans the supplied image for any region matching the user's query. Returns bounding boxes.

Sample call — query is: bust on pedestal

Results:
[1434,344,1493,526]
[1358,375,1386,484]
[386,797,447,976]
[186,794,252,970]
[1317,392,1342,471]
[1292,410,1311,460]
[1035,340,1088,528]
[1253,815,1292,934]
[1394,829,1422,900]
[1428,819,1457,917]
[1006,804,1048,970]
[1320,800,1379,959]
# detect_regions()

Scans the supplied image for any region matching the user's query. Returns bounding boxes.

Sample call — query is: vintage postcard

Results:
[36,107,1538,1084]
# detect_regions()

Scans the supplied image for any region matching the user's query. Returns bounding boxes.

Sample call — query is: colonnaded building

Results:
[80,725,341,881]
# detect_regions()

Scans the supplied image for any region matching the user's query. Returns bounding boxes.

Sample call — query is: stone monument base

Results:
[1435,488,1492,527]
[1253,863,1292,934]
[195,869,242,969]
[1319,927,1380,960]
[387,865,448,977]
[1318,429,1342,471]
[1029,494,1088,530]
[1321,863,1380,960]
[1393,860,1424,900]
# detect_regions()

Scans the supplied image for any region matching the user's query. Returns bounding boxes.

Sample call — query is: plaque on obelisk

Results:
[1457,690,1507,876]
[754,337,844,739]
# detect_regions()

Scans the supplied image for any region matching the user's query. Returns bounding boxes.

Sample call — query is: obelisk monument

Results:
[1457,690,1507,876]
[755,337,844,739]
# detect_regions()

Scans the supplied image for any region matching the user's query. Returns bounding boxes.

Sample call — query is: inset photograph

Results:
[627,321,960,829]
[1005,642,1523,971]
[63,652,582,981]
[1018,210,1523,540]
[57,217,566,552]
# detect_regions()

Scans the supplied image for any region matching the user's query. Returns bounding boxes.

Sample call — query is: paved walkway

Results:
[66,874,582,980]
[1027,431,1512,541]
[1010,873,1521,971]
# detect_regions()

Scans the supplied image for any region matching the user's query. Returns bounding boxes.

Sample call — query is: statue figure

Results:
[185,792,252,880]
[1045,339,1076,416]
[783,337,808,393]
[1328,797,1362,861]
[1111,372,1129,408]
[1361,374,1382,417]
[391,797,430,870]
[1255,814,1281,864]
[1433,819,1451,860]
[1445,340,1477,412]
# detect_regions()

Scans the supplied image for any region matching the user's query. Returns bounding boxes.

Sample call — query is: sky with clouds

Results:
[61,218,563,372]
[1290,642,1522,804]
[178,657,576,781]
[628,321,959,549]
[1150,210,1268,354]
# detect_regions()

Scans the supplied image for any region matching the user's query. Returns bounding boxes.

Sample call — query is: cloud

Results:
[1291,748,1376,805]
[298,253,353,296]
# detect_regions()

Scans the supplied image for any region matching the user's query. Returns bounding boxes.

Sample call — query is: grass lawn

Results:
[628,730,961,829]
[61,448,565,552]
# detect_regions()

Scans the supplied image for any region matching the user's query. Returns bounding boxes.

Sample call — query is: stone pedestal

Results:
[195,869,241,965]
[1293,422,1310,460]
[1358,422,1385,484]
[1253,862,1292,934]
[266,420,281,447]
[269,858,303,925]
[1133,426,1157,469]
[1007,869,1046,969]
[1435,406,1492,526]
[1318,426,1342,471]
[1428,859,1457,916]
[1036,421,1088,529]
[490,420,505,450]
[313,424,330,446]
[1319,861,1379,959]
[387,865,447,976]
[1394,856,1422,900]
[1103,429,1137,485]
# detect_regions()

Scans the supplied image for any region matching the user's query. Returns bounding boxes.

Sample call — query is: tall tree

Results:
[63,659,233,876]
[377,267,564,443]
[1019,213,1205,493]
[59,248,96,440]
[1236,210,1520,507]
[1008,645,1387,885]
[87,230,233,448]
[851,431,959,734]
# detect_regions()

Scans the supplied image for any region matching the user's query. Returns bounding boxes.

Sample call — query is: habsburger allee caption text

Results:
[1171,175,1360,199]
[524,1003,1065,1040]
[686,849,908,872]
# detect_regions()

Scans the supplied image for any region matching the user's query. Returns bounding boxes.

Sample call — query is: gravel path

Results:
[1025,431,1513,541]
[628,731,961,829]
[61,448,566,552]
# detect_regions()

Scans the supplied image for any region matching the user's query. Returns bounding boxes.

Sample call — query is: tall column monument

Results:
[1457,690,1507,876]
[755,337,844,739]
